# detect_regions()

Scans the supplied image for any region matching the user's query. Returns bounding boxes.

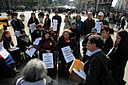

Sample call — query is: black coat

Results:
[102,36,113,54]
[27,17,39,27]
[31,29,42,42]
[57,35,78,61]
[52,15,62,27]
[84,51,108,85]
[121,17,126,27]
[83,18,95,36]
[43,18,51,29]
[11,19,24,31]
[3,37,14,50]
[109,45,128,85]
[69,28,80,43]
[18,35,31,52]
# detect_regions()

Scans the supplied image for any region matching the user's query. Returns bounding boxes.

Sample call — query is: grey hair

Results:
[22,58,47,82]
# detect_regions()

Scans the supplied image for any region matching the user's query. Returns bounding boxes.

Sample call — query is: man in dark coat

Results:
[83,12,95,36]
[69,23,80,47]
[52,10,62,38]
[11,13,25,45]
[11,13,24,32]
[81,35,108,85]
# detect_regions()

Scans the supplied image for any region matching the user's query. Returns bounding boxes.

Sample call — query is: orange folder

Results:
[69,59,84,73]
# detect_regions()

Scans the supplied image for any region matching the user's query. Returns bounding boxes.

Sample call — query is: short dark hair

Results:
[20,30,25,34]
[46,14,49,17]
[89,35,104,49]
[54,10,58,13]
[12,13,18,16]
[72,22,76,25]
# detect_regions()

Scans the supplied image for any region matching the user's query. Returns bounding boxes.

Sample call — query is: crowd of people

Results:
[0,10,128,85]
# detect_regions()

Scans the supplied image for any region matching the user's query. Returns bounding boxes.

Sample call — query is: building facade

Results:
[80,0,113,11]
[115,0,127,10]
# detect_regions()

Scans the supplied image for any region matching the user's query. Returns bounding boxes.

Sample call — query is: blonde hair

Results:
[62,29,72,35]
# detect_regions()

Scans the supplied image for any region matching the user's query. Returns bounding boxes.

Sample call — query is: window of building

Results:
[104,0,107,2]
[100,0,102,3]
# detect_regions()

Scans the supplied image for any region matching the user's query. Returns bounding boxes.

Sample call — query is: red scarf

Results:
[0,55,2,58]
[64,38,69,43]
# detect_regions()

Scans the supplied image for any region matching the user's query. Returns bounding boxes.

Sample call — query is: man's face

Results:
[21,33,26,36]
[88,13,92,19]
[13,15,17,19]
[71,24,76,29]
[99,15,104,20]
[55,12,58,16]
[86,40,96,52]
[92,32,97,35]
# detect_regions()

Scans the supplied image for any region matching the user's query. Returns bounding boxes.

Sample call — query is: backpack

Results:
[96,56,116,85]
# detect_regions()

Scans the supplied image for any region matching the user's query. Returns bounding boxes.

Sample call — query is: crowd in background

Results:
[0,9,128,85]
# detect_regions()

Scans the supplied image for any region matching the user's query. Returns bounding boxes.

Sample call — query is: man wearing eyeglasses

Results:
[80,35,109,85]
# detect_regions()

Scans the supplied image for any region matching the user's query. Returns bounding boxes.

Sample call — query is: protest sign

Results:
[95,22,102,33]
[61,46,75,63]
[25,45,36,58]
[0,41,10,59]
[42,53,54,69]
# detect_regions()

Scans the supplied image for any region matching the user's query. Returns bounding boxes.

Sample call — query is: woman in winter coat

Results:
[56,29,78,77]
[43,14,51,30]
[74,15,83,34]
[38,30,56,77]
[108,30,128,85]
[101,25,114,54]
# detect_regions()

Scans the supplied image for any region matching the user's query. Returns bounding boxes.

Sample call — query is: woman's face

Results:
[63,32,69,39]
[45,33,50,39]
[46,15,48,18]
[32,14,35,18]
[5,32,11,38]
[101,30,109,38]
[77,16,81,21]
[115,34,121,45]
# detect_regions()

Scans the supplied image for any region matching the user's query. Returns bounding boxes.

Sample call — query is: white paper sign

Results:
[53,25,57,31]
[53,19,58,31]
[29,23,36,33]
[0,41,10,59]
[25,45,36,58]
[33,37,42,45]
[42,53,54,69]
[61,46,75,63]
[9,47,20,51]
[14,30,21,37]
[73,68,86,80]
[95,22,102,33]
[107,47,114,56]
[53,19,58,24]
[86,50,92,56]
